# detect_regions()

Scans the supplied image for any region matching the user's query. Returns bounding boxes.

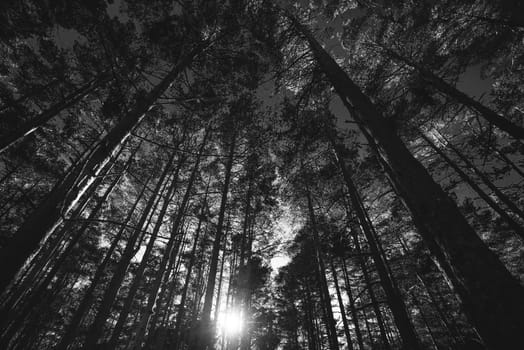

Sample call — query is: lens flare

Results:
[218,310,244,337]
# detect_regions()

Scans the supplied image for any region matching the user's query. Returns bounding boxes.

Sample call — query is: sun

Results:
[217,310,244,337]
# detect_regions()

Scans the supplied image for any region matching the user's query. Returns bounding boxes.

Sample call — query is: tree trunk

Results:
[173,188,209,348]
[305,190,340,350]
[494,147,524,179]
[3,141,131,313]
[0,73,110,154]
[340,257,365,350]
[129,130,210,350]
[0,142,138,344]
[106,144,188,348]
[330,259,354,350]
[395,227,464,348]
[340,195,391,349]
[84,150,177,349]
[0,45,205,295]
[0,155,129,348]
[54,171,152,350]
[435,130,524,221]
[196,131,236,350]
[332,142,421,349]
[410,291,442,350]
[353,231,391,349]
[213,219,230,324]
[292,17,524,349]
[420,131,524,238]
[382,47,524,140]
[303,285,318,350]
[239,156,255,350]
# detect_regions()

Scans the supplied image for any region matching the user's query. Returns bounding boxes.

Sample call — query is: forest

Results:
[0,0,523,349]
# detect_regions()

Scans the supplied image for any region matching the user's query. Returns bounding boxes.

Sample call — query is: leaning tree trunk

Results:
[419,131,524,239]
[381,47,524,140]
[0,151,130,349]
[83,150,177,350]
[0,146,119,316]
[128,131,209,350]
[435,130,524,221]
[291,16,524,349]
[0,73,111,154]
[340,195,391,349]
[332,141,421,349]
[106,139,189,348]
[0,44,206,295]
[54,171,152,350]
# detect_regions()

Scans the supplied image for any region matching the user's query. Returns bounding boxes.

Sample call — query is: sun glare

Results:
[218,310,244,337]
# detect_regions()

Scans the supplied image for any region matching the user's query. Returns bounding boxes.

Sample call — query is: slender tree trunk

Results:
[330,259,354,350]
[332,142,421,349]
[3,141,131,313]
[420,131,524,238]
[0,74,110,154]
[292,17,524,349]
[354,233,391,348]
[130,131,210,350]
[239,157,255,350]
[494,147,524,179]
[395,227,464,348]
[362,306,374,345]
[146,221,189,348]
[174,189,209,348]
[410,291,442,350]
[84,150,177,349]
[435,130,524,221]
[303,285,318,350]
[340,257,365,350]
[0,149,133,348]
[54,171,152,350]
[0,163,19,186]
[213,220,230,324]
[106,146,188,347]
[240,230,256,350]
[196,131,236,350]
[340,194,391,349]
[382,47,524,139]
[0,45,205,294]
[305,190,340,350]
